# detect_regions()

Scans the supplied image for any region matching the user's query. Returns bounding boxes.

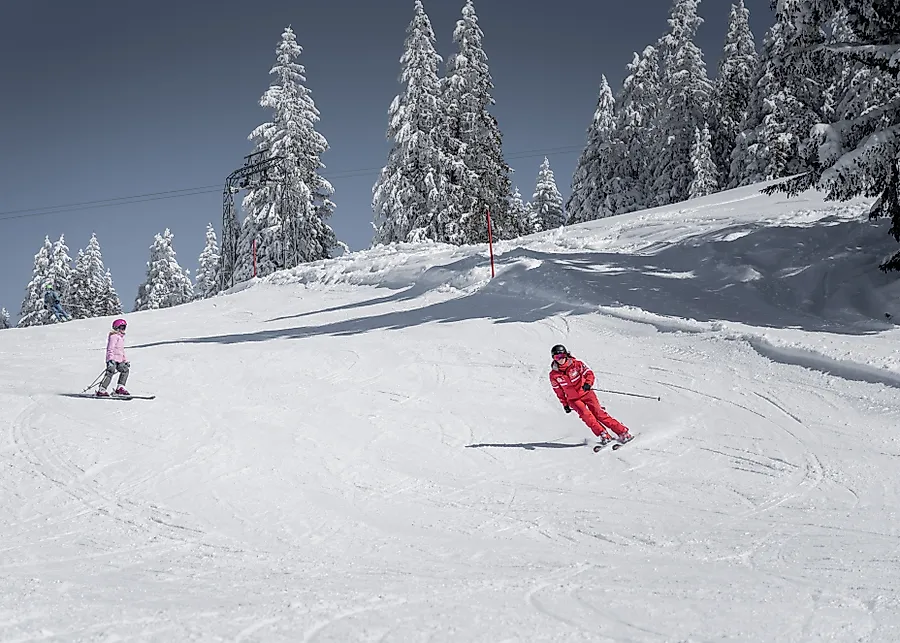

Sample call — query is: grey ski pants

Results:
[100,360,129,389]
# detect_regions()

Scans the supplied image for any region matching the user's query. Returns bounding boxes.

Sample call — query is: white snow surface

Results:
[3,183,900,641]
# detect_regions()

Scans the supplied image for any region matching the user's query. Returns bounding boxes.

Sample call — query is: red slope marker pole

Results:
[486,208,495,278]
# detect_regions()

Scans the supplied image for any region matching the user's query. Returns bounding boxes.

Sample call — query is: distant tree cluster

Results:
[8,21,346,320]
[7,224,224,327]
[566,0,753,223]
[16,233,122,327]
[760,0,900,271]
[564,0,900,269]
[372,0,564,246]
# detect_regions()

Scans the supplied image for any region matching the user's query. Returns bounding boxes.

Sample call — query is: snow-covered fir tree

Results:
[0,308,10,330]
[652,0,715,206]
[820,9,854,123]
[98,269,123,316]
[68,233,110,318]
[195,223,220,299]
[689,123,719,198]
[568,75,617,224]
[441,0,513,244]
[372,0,449,245]
[68,249,91,318]
[767,0,900,270]
[47,234,72,307]
[17,236,53,327]
[134,229,194,311]
[612,45,663,213]
[729,4,825,188]
[814,8,897,132]
[710,0,758,182]
[532,157,565,230]
[234,26,337,283]
[526,198,541,234]
[507,186,537,236]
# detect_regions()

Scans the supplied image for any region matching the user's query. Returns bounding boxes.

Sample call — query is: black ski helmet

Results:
[551,344,568,357]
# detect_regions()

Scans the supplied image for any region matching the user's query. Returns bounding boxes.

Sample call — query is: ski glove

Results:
[564,405,572,413]
[582,383,591,391]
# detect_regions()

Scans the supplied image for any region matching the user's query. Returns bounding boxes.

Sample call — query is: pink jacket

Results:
[106,331,126,363]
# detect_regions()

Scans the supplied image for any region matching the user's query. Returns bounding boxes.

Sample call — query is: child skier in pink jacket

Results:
[96,318,130,396]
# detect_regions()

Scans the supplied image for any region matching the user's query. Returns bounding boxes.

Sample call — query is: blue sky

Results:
[0,0,772,321]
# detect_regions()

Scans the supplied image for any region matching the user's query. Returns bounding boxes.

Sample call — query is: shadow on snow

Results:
[131,214,898,351]
[465,441,586,450]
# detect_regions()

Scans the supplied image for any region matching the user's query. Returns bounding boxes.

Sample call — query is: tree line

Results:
[3,0,896,327]
[6,226,221,328]
[372,0,900,270]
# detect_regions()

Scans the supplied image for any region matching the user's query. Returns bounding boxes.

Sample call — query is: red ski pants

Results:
[570,391,629,437]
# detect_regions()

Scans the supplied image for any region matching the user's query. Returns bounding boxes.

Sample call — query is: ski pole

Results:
[592,387,660,401]
[82,371,105,393]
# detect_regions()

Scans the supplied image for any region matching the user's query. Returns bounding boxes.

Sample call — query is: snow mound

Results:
[260,183,900,375]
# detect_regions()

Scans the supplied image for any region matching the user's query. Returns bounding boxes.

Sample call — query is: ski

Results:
[591,435,636,452]
[611,435,636,450]
[65,393,155,400]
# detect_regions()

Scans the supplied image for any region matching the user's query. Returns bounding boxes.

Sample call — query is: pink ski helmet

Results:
[112,318,127,330]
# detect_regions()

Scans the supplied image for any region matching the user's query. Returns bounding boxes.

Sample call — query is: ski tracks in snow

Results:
[3,271,900,638]
[579,311,900,640]
[5,397,199,560]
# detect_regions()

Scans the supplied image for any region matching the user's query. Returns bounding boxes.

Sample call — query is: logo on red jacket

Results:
[568,368,578,378]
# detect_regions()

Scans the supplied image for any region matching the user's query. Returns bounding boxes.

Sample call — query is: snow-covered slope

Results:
[3,184,900,641]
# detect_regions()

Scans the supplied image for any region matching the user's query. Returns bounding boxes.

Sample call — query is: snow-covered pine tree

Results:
[710,0,758,180]
[823,9,898,134]
[433,93,473,246]
[84,234,109,315]
[814,9,894,121]
[68,233,110,318]
[506,186,535,237]
[134,229,194,311]
[17,236,53,327]
[527,200,541,234]
[652,0,715,206]
[0,308,10,330]
[372,0,448,245]
[98,269,123,316]
[236,26,338,282]
[568,75,617,224]
[68,249,90,318]
[195,223,220,299]
[765,0,900,270]
[820,9,853,122]
[442,0,512,244]
[612,45,663,213]
[729,2,828,188]
[532,157,566,230]
[47,234,72,310]
[689,123,720,198]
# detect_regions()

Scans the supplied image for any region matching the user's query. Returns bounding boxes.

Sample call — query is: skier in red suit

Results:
[549,344,633,446]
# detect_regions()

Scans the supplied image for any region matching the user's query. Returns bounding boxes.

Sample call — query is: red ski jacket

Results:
[549,357,596,406]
